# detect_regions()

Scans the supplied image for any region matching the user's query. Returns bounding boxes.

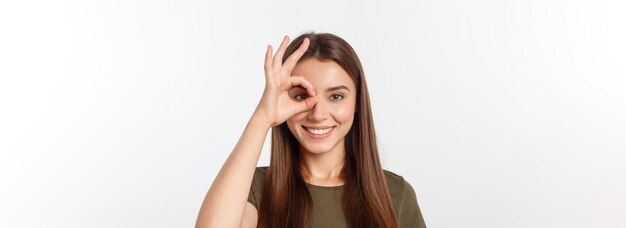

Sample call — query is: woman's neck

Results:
[299,144,346,186]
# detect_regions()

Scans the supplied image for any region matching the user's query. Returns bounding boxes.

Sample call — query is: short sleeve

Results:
[399,180,427,228]
[246,167,267,209]
[247,185,257,208]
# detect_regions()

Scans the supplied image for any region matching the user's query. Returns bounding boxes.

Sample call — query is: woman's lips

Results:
[302,126,335,139]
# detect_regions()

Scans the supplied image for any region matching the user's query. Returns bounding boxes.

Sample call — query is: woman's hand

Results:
[252,35,318,128]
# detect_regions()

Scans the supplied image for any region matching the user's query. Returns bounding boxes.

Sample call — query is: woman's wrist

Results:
[248,114,273,131]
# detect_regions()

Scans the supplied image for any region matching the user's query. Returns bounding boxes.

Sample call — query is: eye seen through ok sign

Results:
[252,35,319,128]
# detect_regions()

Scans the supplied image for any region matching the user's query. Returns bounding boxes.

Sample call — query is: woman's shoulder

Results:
[247,166,269,208]
[382,169,411,188]
[382,169,417,202]
[383,169,426,227]
[254,166,268,173]
[251,166,269,186]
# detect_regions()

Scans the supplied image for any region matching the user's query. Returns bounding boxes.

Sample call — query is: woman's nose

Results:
[307,99,328,121]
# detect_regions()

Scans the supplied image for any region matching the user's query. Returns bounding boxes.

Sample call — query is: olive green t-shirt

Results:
[247,167,427,228]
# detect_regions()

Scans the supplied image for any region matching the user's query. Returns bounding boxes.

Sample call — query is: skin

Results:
[286,58,357,186]
[195,35,354,228]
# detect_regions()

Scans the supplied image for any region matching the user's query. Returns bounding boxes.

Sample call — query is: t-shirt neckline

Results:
[305,182,344,190]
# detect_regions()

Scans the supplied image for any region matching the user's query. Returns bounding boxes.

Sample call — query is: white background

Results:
[1,0,625,227]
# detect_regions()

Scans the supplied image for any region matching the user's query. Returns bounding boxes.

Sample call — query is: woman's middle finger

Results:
[283,38,310,72]
[272,35,290,70]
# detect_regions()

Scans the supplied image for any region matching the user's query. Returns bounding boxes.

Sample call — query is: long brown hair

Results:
[258,32,398,228]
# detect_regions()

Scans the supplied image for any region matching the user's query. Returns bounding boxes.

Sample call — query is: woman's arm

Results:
[195,116,269,228]
[194,35,316,228]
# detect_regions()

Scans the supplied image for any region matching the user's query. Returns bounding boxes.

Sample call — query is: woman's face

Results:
[286,57,357,155]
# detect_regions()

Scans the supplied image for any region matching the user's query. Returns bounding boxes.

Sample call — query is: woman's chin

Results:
[299,144,333,155]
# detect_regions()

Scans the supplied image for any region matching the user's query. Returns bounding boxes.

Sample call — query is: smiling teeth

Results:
[306,127,333,135]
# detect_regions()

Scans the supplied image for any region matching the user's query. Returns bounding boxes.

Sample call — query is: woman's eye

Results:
[296,94,343,101]
[330,94,344,101]
[295,94,308,101]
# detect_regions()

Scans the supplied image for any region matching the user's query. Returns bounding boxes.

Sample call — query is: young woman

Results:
[196,32,426,228]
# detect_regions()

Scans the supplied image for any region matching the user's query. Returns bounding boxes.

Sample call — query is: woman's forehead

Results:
[291,58,355,90]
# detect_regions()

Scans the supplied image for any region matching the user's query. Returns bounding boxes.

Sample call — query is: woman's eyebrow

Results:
[289,85,350,92]
[326,85,350,92]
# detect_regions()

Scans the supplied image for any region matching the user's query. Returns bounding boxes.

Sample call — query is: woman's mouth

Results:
[302,126,335,139]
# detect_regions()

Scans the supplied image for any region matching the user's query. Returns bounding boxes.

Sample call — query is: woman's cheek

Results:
[332,102,355,122]
[289,111,308,121]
